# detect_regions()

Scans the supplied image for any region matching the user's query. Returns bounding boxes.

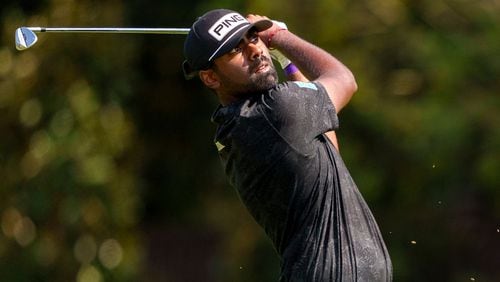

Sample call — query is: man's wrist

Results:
[267,20,288,49]
[284,64,299,76]
[267,28,287,49]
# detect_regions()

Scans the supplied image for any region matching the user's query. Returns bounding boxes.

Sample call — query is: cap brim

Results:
[209,19,273,61]
[252,19,274,33]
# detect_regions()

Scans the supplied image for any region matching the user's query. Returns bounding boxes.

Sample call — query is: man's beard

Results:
[217,56,278,96]
[247,56,279,92]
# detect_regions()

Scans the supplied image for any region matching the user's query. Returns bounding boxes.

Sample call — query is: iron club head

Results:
[15,27,38,50]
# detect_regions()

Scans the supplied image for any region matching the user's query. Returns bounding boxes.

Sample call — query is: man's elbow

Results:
[344,73,358,100]
[348,69,358,93]
[336,74,357,112]
[349,77,358,96]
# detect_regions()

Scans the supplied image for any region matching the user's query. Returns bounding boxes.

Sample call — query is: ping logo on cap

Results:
[208,13,248,41]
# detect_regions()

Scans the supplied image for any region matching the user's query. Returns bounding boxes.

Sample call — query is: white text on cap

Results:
[208,13,248,41]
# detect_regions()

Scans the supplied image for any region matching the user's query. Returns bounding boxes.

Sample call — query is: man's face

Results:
[211,29,278,96]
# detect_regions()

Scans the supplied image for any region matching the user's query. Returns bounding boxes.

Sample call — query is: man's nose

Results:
[246,42,262,60]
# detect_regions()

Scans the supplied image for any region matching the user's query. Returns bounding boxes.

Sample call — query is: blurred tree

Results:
[0,0,498,281]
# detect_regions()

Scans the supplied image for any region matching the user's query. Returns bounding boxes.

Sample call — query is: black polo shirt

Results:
[212,81,392,281]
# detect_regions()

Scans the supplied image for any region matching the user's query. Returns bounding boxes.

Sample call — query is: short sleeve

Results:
[260,81,339,153]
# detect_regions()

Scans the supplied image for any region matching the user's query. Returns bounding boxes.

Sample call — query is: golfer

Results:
[183,9,392,281]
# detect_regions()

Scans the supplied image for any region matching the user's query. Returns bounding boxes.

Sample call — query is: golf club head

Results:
[15,27,38,50]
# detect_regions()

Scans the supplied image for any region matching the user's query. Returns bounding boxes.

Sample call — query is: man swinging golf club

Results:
[183,9,392,281]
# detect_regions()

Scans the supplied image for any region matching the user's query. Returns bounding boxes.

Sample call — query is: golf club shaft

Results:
[24,27,190,34]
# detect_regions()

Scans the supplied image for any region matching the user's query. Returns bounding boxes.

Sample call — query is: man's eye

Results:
[249,34,259,43]
[230,46,243,54]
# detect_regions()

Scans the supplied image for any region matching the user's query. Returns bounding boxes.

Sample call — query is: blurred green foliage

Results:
[0,0,498,281]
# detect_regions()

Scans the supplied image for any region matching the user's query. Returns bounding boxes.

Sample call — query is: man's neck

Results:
[217,91,254,106]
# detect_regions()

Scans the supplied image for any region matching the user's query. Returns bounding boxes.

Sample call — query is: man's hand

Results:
[246,14,284,46]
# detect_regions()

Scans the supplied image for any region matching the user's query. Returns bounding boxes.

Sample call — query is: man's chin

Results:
[251,69,278,91]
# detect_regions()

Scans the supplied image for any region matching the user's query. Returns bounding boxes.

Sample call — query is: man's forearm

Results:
[268,29,357,112]
[269,30,334,79]
[287,70,308,82]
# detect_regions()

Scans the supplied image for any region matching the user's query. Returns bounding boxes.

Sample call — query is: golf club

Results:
[15,27,190,50]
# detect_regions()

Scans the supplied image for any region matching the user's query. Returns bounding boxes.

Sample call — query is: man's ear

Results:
[199,69,220,90]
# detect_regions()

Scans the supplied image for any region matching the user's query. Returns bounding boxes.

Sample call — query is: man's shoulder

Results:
[264,81,326,113]
[213,81,325,123]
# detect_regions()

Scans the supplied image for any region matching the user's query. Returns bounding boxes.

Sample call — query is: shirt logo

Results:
[215,141,226,152]
[208,13,247,41]
[293,81,318,90]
